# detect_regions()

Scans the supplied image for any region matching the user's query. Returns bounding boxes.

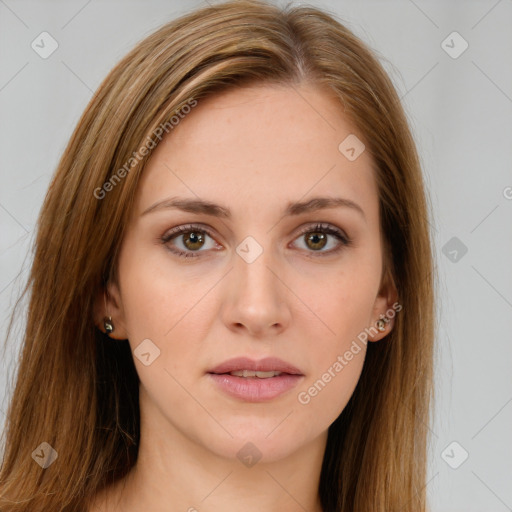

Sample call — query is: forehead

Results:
[134,83,379,223]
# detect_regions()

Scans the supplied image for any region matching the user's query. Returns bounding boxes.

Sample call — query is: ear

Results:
[93,280,129,340]
[367,268,399,342]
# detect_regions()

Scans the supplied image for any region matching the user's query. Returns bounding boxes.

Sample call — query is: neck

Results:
[95,390,327,512]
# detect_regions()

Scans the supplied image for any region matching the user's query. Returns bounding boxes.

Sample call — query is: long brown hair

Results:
[0,1,436,510]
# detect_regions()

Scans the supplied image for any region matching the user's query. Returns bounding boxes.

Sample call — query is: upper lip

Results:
[208,357,303,375]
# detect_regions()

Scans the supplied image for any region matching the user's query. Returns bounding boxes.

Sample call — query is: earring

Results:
[103,289,114,335]
[103,316,114,334]
[376,316,389,332]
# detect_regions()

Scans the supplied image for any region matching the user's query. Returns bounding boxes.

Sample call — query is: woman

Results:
[0,0,436,510]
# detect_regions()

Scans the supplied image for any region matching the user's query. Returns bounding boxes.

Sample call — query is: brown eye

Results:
[304,231,328,251]
[161,224,219,258]
[292,223,351,256]
[181,231,205,250]
[161,222,351,260]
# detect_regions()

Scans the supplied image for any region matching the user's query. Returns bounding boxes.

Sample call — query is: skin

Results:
[91,83,398,512]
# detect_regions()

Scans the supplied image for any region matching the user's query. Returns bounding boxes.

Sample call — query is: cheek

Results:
[293,263,379,342]
[116,241,218,378]
[117,238,198,336]
[290,265,377,414]
[298,351,366,422]
[296,304,368,425]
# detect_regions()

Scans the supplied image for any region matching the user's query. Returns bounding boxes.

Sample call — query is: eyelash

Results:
[160,223,352,259]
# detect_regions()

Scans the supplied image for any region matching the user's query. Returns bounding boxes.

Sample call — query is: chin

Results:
[197,420,311,464]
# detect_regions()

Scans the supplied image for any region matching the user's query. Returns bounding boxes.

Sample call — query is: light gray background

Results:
[1,1,511,510]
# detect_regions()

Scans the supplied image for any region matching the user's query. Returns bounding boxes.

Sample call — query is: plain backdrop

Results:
[1,1,511,510]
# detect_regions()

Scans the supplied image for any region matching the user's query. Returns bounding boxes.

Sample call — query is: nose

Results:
[221,242,291,338]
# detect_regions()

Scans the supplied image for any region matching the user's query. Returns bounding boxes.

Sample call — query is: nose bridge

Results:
[234,235,280,301]
[223,233,290,334]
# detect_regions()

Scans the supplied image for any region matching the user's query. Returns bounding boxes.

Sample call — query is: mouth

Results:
[220,369,285,378]
[208,356,303,376]
[207,357,304,402]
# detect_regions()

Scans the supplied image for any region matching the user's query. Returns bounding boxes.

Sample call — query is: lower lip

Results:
[207,373,304,402]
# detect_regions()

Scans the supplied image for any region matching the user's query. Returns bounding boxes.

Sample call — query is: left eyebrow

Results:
[284,196,366,222]
[141,195,366,223]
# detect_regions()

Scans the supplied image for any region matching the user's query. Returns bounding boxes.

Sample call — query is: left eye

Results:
[291,223,350,254]
[161,223,350,259]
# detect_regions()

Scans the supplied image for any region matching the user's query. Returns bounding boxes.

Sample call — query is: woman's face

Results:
[101,83,397,463]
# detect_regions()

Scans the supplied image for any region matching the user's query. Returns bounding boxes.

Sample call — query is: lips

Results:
[208,356,303,376]
[208,373,303,401]
[207,356,304,402]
